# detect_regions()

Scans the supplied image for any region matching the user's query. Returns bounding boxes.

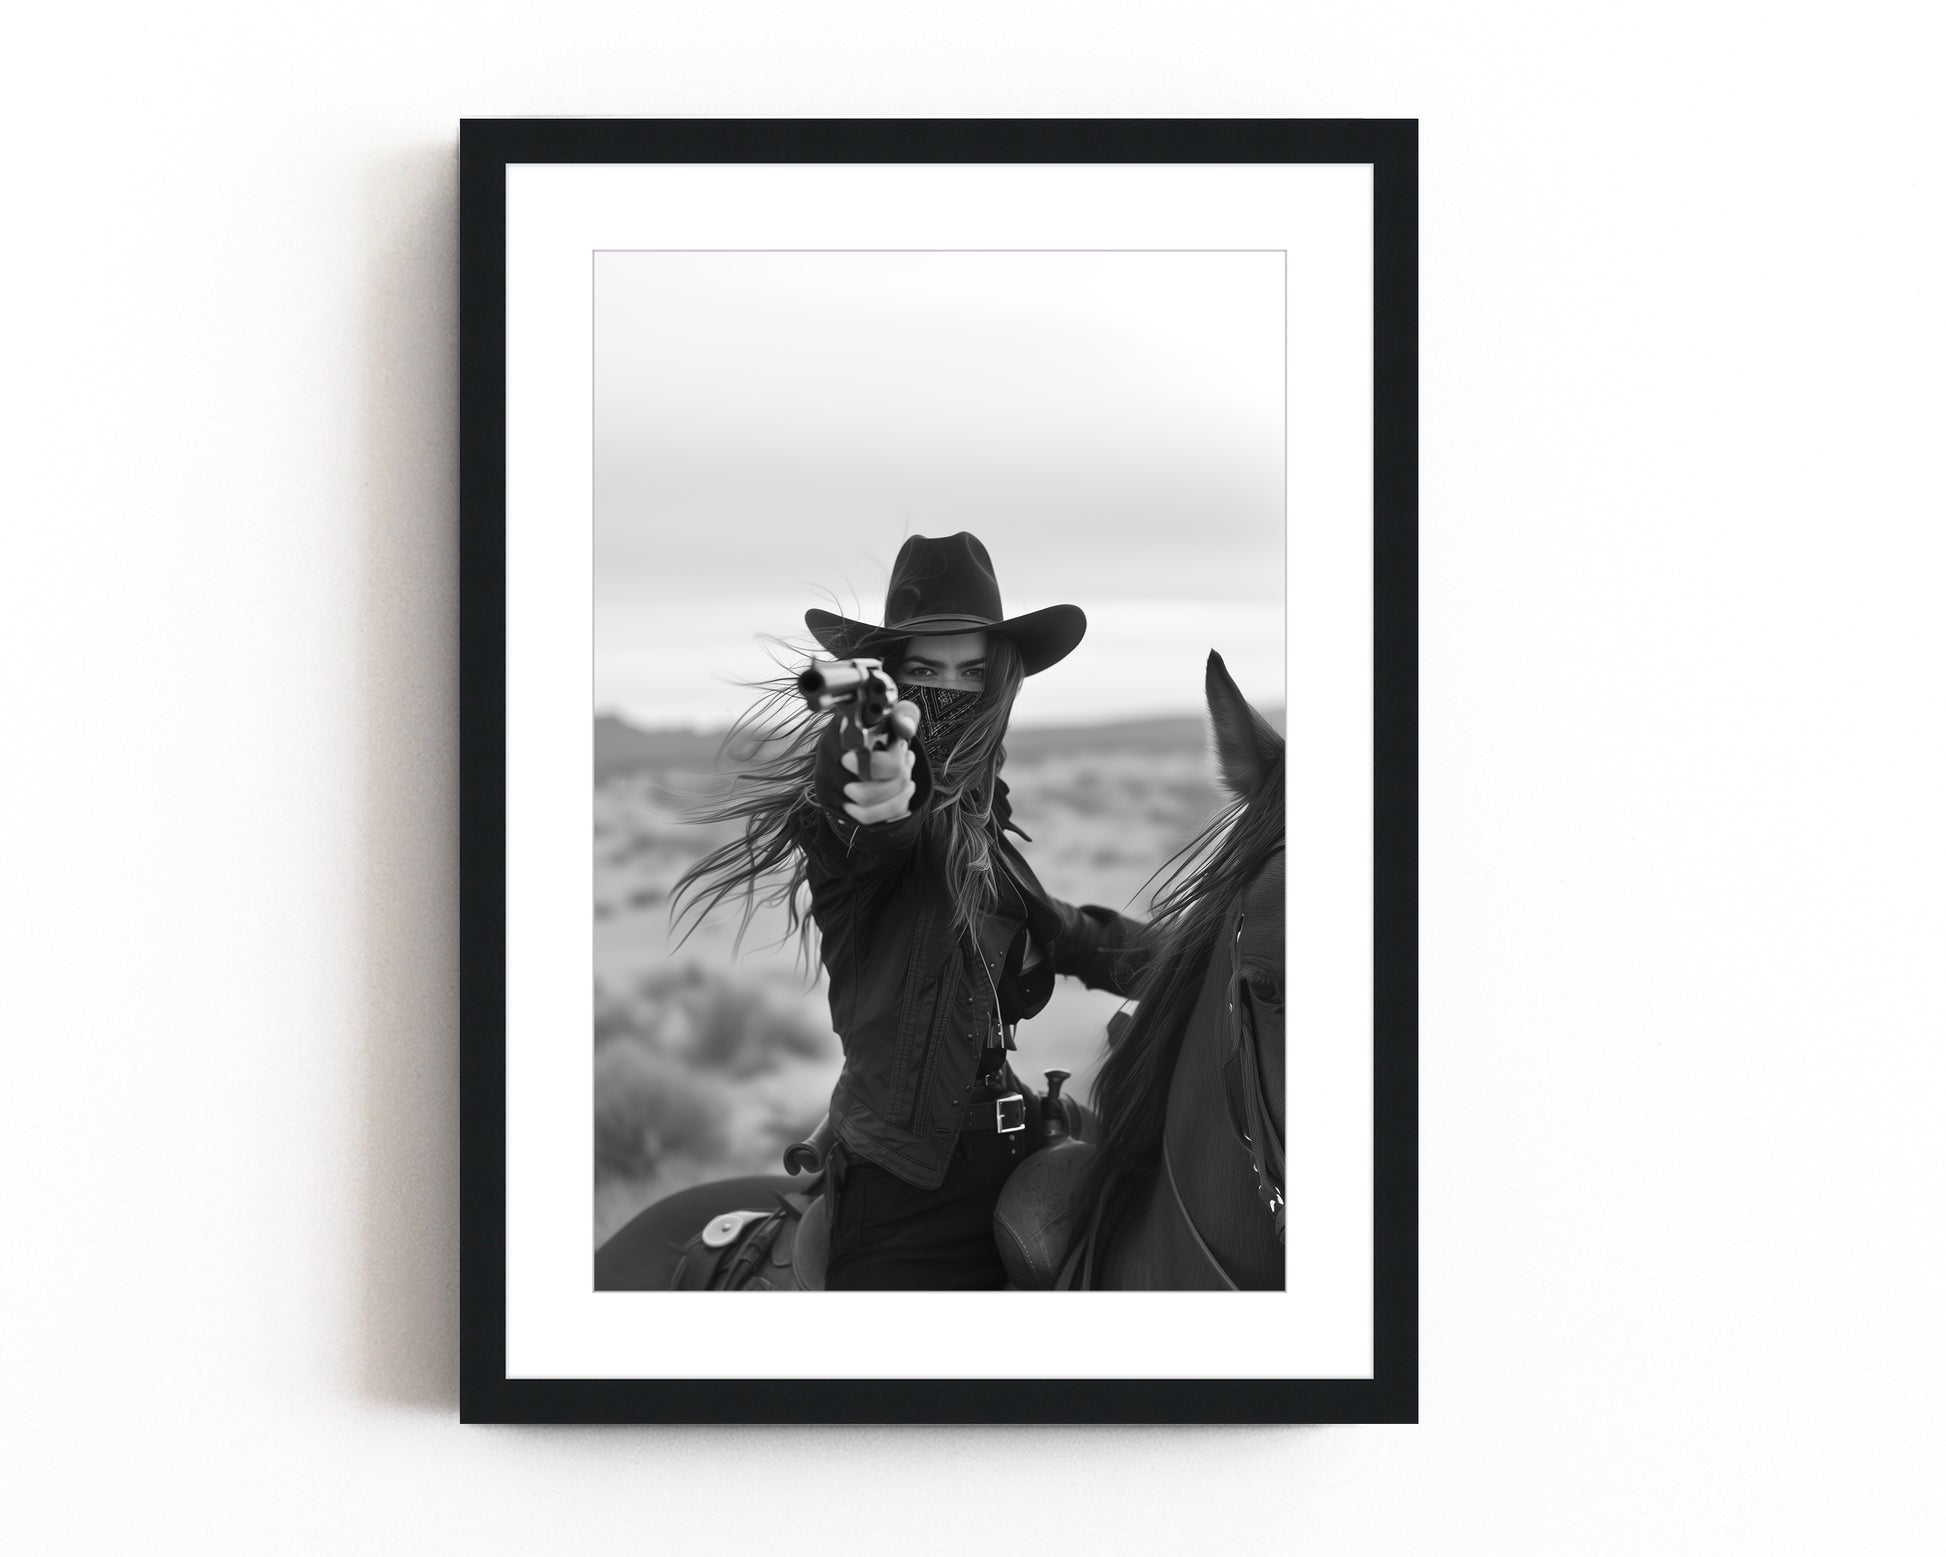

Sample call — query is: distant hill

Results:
[1006,714,1208,760]
[594,716,730,779]
[595,706,1284,781]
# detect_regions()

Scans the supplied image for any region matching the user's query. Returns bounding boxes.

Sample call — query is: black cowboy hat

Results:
[805,531,1086,677]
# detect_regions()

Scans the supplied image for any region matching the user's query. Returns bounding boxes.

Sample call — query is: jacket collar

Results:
[993,775,1032,842]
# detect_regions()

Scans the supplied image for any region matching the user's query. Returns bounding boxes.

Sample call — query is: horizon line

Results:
[595,702,1286,735]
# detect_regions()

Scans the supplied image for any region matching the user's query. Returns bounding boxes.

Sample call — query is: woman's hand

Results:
[839,701,920,825]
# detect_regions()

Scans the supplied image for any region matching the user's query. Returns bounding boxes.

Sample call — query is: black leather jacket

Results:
[801,719,1145,1188]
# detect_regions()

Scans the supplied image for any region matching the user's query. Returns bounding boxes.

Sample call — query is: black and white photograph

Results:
[586,249,1291,1295]
[469,123,1411,1420]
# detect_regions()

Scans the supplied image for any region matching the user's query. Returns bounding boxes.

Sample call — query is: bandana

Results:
[904,684,981,771]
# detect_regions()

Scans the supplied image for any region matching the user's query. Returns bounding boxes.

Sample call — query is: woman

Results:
[672,531,1146,1289]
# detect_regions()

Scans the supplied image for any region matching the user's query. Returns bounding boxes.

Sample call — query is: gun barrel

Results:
[798,660,872,698]
[799,658,892,701]
[800,658,896,733]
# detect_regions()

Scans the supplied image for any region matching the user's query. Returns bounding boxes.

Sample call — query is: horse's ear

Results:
[1205,650,1284,800]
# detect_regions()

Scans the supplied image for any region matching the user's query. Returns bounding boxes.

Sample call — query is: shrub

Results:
[594,987,639,1047]
[632,964,831,1077]
[593,1040,729,1178]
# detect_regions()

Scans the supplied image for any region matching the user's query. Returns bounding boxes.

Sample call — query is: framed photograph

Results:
[460,118,1417,1423]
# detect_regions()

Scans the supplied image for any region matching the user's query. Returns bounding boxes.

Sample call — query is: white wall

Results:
[3,4,1942,1553]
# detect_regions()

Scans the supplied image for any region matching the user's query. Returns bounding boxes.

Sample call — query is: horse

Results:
[592,649,1284,1293]
[1007,649,1285,1289]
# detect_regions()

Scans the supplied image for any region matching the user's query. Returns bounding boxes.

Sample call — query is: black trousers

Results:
[825,1126,1037,1290]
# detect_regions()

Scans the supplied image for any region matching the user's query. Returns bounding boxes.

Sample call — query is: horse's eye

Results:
[1246,972,1282,1004]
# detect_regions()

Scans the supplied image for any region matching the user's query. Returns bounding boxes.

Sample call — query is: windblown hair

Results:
[1066,749,1286,1254]
[667,633,1027,963]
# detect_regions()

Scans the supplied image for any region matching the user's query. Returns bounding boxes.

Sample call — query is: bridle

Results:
[1220,859,1287,1240]
[1161,849,1287,1287]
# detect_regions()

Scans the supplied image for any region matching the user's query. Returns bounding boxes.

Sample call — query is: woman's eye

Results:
[966,668,985,681]
[903,665,931,678]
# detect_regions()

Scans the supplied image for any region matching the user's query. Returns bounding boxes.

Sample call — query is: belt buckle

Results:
[994,1092,1026,1134]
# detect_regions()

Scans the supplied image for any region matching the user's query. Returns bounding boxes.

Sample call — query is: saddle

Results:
[671,1185,833,1291]
[671,1148,1088,1292]
[671,1066,1100,1291]
[992,1140,1096,1289]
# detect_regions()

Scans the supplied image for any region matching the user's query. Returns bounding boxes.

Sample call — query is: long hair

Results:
[668,632,1026,963]
[1066,751,1286,1254]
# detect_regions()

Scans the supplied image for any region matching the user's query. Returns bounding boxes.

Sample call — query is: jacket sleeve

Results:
[1045,897,1149,998]
[804,713,934,873]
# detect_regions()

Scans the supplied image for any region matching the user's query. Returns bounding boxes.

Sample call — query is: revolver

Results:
[797,657,918,761]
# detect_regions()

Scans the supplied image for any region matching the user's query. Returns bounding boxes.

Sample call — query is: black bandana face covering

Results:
[904,684,981,770]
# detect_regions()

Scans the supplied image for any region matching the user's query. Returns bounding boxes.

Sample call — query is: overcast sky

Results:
[595,249,1286,729]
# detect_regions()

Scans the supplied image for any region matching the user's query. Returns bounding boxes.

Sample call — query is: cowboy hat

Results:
[805,531,1086,677]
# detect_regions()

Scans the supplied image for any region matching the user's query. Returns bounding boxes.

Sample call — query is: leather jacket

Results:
[800,719,1146,1188]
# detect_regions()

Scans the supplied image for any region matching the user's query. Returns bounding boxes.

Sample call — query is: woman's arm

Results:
[804,711,934,869]
[1044,898,1149,999]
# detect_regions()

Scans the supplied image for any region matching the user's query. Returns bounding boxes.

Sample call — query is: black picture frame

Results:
[459,117,1417,1424]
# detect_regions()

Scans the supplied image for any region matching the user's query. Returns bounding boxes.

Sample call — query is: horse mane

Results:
[1069,752,1286,1256]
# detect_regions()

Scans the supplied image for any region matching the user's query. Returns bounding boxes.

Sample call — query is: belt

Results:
[959,1089,1027,1133]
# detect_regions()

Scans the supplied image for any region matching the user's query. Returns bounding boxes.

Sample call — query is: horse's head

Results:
[1204,651,1287,1236]
[1068,651,1287,1288]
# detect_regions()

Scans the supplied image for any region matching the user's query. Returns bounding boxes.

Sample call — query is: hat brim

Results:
[805,603,1086,678]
